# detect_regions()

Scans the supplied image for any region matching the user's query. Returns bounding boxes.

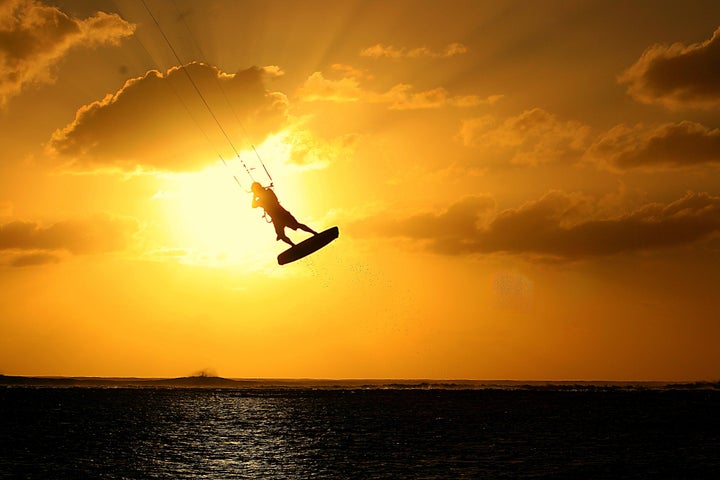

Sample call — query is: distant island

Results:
[1,374,718,391]
[0,374,272,389]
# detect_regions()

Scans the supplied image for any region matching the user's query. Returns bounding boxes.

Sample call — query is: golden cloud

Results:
[459,108,591,166]
[588,121,720,171]
[285,129,360,168]
[297,71,363,103]
[8,252,61,267]
[0,0,134,105]
[620,26,720,109]
[48,64,289,172]
[351,191,720,259]
[0,214,139,256]
[360,42,468,59]
[298,70,496,109]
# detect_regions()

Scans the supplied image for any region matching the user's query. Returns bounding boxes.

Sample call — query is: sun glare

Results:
[155,165,273,267]
[153,134,312,269]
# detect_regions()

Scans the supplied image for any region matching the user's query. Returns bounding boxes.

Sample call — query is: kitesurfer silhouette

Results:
[251,182,317,246]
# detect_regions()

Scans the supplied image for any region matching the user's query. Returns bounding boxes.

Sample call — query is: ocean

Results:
[1,385,719,479]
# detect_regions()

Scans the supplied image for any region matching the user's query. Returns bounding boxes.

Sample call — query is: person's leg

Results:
[274,222,295,246]
[278,234,295,246]
[284,211,317,236]
[297,223,318,235]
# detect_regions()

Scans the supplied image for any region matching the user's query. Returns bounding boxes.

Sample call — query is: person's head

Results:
[251,182,263,194]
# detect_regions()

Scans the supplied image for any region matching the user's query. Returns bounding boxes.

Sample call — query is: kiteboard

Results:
[278,226,339,265]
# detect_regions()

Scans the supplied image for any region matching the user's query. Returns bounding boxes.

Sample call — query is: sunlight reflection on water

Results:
[1,388,719,478]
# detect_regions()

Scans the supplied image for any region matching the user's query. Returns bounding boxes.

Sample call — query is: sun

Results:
[153,165,270,266]
[151,134,312,268]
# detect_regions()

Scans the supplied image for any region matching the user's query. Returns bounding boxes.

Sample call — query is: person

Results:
[251,182,317,246]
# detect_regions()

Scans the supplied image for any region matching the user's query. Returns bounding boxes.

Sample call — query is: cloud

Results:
[286,130,360,168]
[358,195,497,239]
[459,108,591,166]
[297,70,498,109]
[0,214,138,256]
[619,27,720,109]
[459,110,720,171]
[385,86,499,110]
[330,63,373,80]
[588,121,720,171]
[0,0,134,105]
[47,64,289,172]
[8,252,61,267]
[297,71,364,103]
[351,191,720,260]
[360,42,468,59]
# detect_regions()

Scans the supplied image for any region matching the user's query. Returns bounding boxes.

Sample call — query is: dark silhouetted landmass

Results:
[0,374,718,390]
[0,374,259,389]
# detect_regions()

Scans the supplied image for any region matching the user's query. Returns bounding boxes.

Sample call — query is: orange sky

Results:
[2,0,720,381]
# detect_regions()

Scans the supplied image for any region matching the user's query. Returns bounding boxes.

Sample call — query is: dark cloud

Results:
[588,121,720,171]
[620,27,720,109]
[0,215,138,255]
[459,108,720,172]
[352,191,720,260]
[0,0,134,104]
[390,195,496,239]
[8,252,61,267]
[48,64,288,172]
[352,195,496,245]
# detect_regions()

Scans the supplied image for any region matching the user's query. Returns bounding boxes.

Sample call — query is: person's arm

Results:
[252,195,259,208]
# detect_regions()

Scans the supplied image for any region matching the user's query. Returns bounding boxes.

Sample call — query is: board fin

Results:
[277,226,339,265]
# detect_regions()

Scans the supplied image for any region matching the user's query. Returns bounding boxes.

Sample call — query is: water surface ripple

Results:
[1,388,718,479]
